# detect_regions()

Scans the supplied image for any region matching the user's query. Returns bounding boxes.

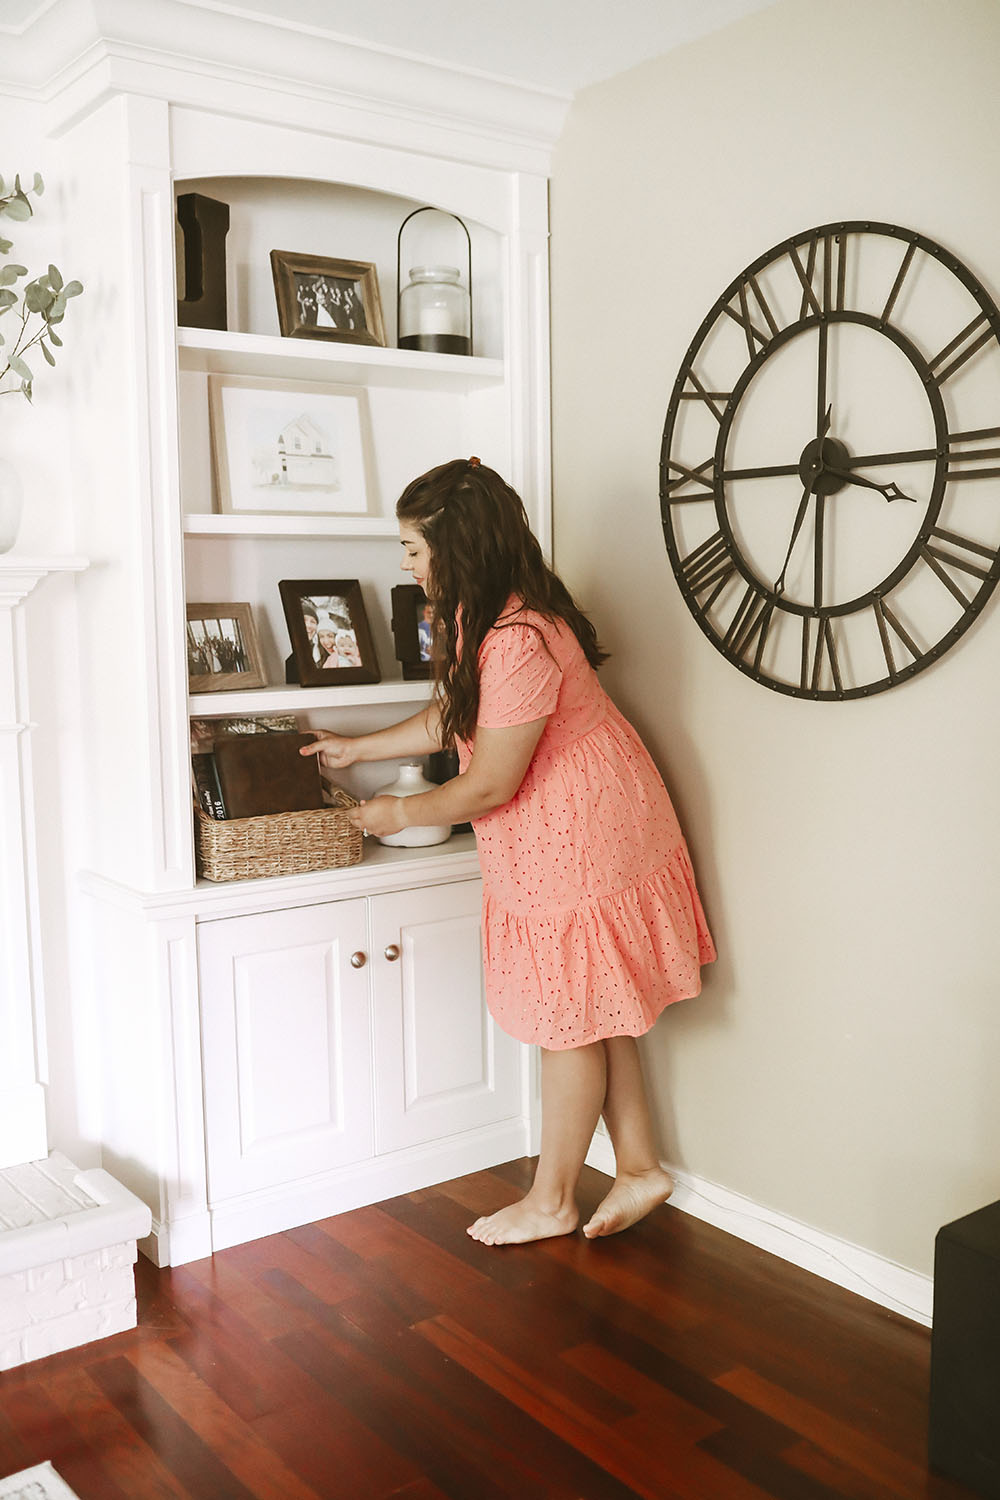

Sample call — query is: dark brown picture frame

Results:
[279,579,381,687]
[186,602,267,693]
[269,250,386,347]
[390,583,434,681]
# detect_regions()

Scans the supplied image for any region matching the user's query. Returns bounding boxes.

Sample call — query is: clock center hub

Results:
[798,436,851,495]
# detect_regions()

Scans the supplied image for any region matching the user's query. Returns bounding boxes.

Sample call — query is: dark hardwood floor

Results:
[0,1160,973,1500]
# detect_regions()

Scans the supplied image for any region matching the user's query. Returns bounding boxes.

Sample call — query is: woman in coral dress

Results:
[302,458,715,1246]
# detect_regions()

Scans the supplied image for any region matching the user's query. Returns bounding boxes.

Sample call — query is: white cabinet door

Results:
[370,879,521,1153]
[198,899,373,1201]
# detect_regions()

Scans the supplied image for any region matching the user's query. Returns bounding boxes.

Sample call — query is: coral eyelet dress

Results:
[455,603,716,1051]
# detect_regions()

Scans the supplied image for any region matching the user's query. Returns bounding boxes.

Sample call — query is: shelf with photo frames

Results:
[177,327,505,391]
[188,680,434,715]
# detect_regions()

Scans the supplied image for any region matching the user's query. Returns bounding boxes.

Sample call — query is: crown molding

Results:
[1,0,568,171]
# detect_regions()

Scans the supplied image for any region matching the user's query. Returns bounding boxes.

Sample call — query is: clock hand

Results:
[774,482,815,596]
[821,464,918,502]
[769,409,833,596]
[817,323,829,441]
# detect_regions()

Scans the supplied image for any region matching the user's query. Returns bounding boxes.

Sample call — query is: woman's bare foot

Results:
[467,1195,579,1246]
[582,1166,674,1239]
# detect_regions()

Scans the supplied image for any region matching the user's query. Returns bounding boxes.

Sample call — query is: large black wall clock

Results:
[660,221,1000,698]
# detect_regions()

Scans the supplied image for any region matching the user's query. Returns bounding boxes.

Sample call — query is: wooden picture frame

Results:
[390,583,433,681]
[269,250,386,347]
[208,373,372,518]
[186,602,267,693]
[279,579,381,687]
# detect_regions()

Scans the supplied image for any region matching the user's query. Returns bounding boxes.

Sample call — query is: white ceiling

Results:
[3,0,779,95]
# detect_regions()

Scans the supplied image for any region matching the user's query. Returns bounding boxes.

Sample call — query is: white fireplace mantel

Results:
[0,554,87,1171]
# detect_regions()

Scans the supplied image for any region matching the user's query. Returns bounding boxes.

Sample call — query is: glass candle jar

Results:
[372,761,452,847]
[398,265,471,356]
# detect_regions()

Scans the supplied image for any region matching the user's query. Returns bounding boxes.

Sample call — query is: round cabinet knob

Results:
[350,951,367,969]
[384,944,400,962]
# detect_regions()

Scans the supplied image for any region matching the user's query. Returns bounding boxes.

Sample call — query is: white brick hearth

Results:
[0,1153,151,1371]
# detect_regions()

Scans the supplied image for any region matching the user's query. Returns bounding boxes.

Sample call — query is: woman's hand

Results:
[347,796,406,839]
[299,731,359,772]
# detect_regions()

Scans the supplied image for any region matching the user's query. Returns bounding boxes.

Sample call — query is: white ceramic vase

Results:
[0,458,24,554]
[373,760,452,847]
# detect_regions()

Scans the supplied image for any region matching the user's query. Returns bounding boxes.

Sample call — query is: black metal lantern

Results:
[396,207,472,356]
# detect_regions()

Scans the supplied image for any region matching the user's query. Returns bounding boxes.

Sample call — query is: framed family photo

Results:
[186,603,267,692]
[208,373,371,517]
[390,583,434,681]
[279,579,381,687]
[269,250,386,347]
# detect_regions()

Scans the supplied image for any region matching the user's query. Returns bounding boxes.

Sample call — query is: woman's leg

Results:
[582,1035,674,1238]
[467,1040,607,1245]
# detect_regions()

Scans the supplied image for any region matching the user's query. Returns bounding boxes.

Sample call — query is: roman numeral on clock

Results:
[801,614,843,695]
[662,454,717,504]
[872,596,921,678]
[679,530,737,602]
[880,240,917,325]
[722,275,781,360]
[677,371,732,423]
[929,312,995,385]
[723,585,773,667]
[921,527,997,606]
[946,426,1000,482]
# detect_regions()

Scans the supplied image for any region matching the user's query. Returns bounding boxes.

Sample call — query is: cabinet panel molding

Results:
[198,899,373,1201]
[371,882,521,1154]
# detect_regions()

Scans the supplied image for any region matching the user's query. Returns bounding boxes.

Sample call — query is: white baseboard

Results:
[585,1136,932,1327]
[203,1120,531,1260]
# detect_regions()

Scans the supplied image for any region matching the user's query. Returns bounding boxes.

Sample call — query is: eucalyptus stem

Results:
[1,170,83,402]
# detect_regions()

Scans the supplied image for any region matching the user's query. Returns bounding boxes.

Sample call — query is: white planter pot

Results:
[373,760,452,847]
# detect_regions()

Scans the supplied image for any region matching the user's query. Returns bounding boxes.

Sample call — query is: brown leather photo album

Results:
[211,731,324,819]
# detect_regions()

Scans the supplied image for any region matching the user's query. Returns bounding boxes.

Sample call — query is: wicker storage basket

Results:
[195,786,363,881]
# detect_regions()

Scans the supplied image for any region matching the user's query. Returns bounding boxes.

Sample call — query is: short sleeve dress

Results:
[455,603,716,1050]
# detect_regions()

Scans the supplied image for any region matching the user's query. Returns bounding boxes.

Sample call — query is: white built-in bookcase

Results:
[51,52,555,1264]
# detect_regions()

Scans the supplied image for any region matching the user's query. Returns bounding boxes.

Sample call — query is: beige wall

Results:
[550,0,1000,1277]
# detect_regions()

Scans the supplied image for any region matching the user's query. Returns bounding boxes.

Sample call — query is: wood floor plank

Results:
[220,1230,361,1306]
[3,1373,185,1500]
[715,1365,967,1499]
[783,1437,934,1500]
[157,1266,326,1423]
[561,1341,723,1445]
[250,1393,429,1500]
[698,1425,854,1500]
[336,1288,643,1498]
[416,1310,727,1500]
[88,1355,258,1498]
[125,1338,322,1500]
[178,1250,322,1340]
[277,1322,528,1500]
[272,1271,644,1500]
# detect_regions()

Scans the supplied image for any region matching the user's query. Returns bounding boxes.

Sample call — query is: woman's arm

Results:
[300,701,442,772]
[348,717,547,836]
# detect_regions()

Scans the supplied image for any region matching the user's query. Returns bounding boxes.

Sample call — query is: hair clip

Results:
[467,455,481,468]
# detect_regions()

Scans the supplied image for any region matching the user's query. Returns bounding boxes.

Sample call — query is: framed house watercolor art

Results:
[209,373,372,517]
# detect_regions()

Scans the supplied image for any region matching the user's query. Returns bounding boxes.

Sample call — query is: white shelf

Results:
[183,513,400,539]
[177,327,505,391]
[188,680,433,715]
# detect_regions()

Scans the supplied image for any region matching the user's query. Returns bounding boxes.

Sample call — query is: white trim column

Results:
[0,558,86,1170]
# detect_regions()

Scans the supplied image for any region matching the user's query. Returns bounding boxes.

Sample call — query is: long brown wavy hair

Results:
[396,458,607,745]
